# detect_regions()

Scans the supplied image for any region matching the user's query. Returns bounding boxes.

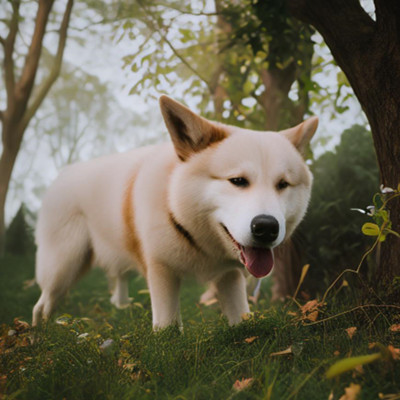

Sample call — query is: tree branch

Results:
[16,0,55,103]
[21,0,74,131]
[4,0,20,102]
[138,2,211,88]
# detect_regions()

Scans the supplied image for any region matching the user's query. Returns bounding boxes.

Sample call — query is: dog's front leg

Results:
[215,268,250,325]
[147,262,182,330]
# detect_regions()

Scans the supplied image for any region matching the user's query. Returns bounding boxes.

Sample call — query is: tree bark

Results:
[287,0,400,288]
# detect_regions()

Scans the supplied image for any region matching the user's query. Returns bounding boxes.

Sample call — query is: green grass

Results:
[0,254,399,399]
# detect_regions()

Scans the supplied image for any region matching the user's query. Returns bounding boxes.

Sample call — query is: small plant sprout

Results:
[358,184,400,242]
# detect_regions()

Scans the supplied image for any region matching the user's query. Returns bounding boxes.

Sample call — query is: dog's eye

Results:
[277,179,290,190]
[229,177,249,188]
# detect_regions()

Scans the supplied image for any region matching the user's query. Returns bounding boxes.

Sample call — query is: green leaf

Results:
[326,353,381,379]
[361,222,380,236]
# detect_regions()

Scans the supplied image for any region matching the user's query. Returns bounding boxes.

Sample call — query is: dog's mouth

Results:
[221,224,274,278]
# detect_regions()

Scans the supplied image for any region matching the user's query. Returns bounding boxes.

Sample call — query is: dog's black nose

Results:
[251,215,279,244]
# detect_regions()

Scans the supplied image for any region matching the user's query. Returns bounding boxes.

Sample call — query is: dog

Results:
[32,96,318,329]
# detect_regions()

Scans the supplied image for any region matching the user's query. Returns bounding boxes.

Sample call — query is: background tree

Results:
[286,0,400,290]
[0,0,73,254]
[114,0,315,130]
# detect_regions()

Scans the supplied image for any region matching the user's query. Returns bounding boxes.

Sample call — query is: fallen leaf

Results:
[378,393,400,399]
[13,318,30,332]
[339,383,361,400]
[232,377,254,391]
[387,345,400,360]
[306,310,319,322]
[334,350,340,356]
[353,364,364,376]
[270,346,292,357]
[346,327,357,339]
[299,299,322,322]
[244,336,258,344]
[389,324,400,333]
[241,312,254,321]
[300,299,319,314]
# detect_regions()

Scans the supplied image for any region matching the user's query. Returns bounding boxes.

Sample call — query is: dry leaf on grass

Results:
[346,327,357,339]
[389,324,400,333]
[387,345,400,360]
[232,377,254,391]
[339,383,361,400]
[244,336,258,344]
[307,311,319,322]
[299,299,322,322]
[300,299,319,313]
[270,346,292,357]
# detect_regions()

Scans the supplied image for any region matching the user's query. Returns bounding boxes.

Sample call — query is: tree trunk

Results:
[287,0,400,289]
[0,122,23,253]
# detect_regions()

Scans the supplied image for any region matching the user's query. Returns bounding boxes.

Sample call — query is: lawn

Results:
[0,254,399,399]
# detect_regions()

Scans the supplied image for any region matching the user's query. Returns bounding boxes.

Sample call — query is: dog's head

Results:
[160,95,318,278]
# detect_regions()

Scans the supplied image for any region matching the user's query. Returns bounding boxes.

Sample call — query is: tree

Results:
[117,0,315,130]
[0,0,73,254]
[286,0,400,289]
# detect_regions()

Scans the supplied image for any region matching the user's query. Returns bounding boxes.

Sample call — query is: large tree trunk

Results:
[287,0,400,289]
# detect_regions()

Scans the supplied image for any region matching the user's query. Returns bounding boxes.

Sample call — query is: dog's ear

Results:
[280,116,318,155]
[159,95,228,161]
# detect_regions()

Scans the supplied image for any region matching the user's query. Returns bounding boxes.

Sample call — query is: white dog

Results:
[33,96,318,329]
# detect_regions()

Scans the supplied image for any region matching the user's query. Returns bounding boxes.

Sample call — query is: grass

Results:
[0,254,399,400]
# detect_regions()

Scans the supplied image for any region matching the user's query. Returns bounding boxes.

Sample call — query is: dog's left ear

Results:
[159,95,228,161]
[280,116,319,155]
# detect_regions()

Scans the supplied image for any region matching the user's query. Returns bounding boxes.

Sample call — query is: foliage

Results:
[4,205,35,256]
[110,0,315,129]
[300,124,380,293]
[0,254,399,399]
[360,186,400,243]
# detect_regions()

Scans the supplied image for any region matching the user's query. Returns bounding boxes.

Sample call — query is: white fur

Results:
[33,96,318,329]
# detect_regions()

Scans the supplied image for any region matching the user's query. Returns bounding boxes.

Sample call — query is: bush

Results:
[5,204,35,256]
[299,124,380,293]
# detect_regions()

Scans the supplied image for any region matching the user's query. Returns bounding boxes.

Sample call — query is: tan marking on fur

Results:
[122,174,146,276]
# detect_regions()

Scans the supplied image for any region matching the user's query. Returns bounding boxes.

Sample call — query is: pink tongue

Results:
[240,246,274,278]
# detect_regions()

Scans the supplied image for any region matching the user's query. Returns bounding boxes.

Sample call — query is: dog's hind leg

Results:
[214,268,250,325]
[109,272,132,309]
[32,215,92,325]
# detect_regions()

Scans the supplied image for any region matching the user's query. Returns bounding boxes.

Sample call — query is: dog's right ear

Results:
[159,95,228,161]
